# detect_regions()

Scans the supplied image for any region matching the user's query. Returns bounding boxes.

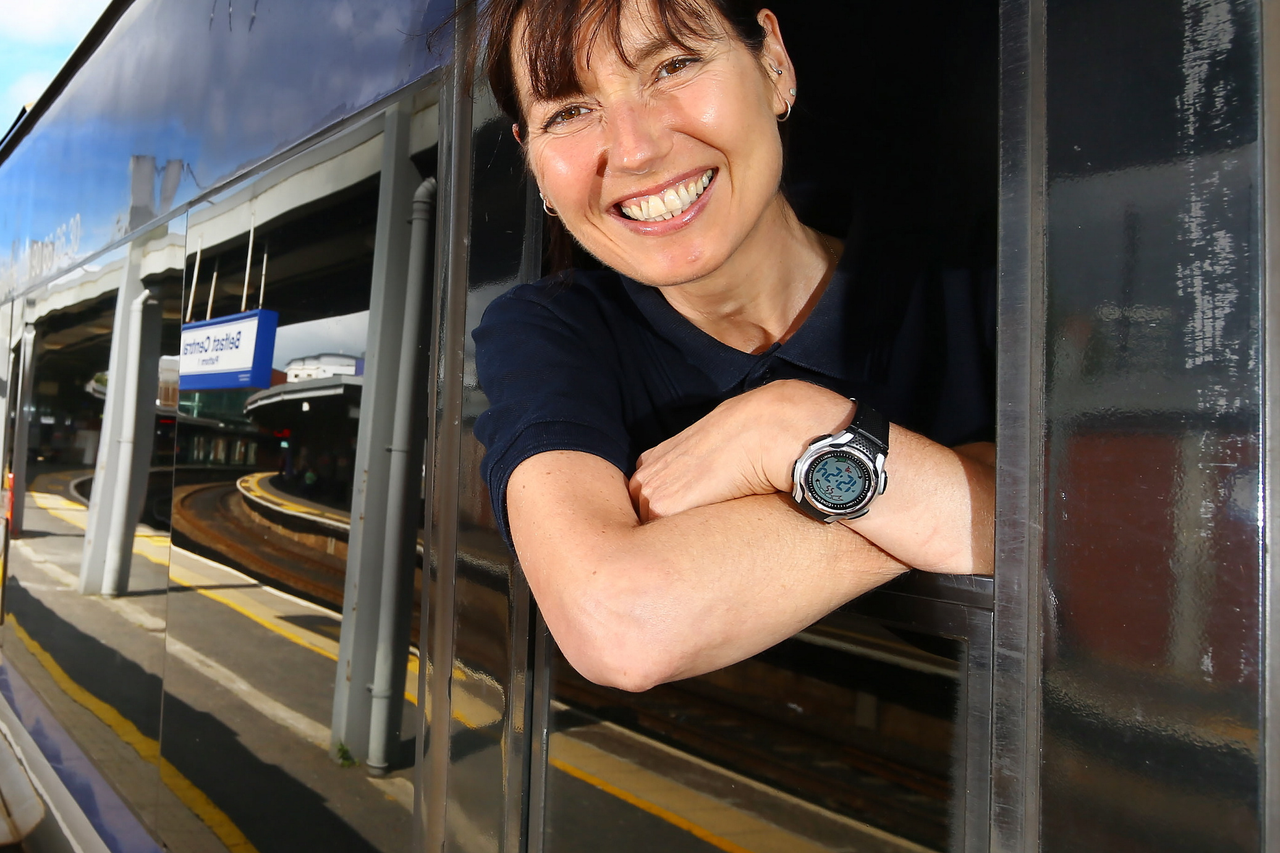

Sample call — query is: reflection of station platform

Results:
[175,471,948,851]
[4,487,415,852]
[171,475,352,610]
[5,482,936,853]
[236,470,352,532]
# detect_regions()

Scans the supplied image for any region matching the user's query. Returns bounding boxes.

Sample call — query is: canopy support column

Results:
[330,100,422,764]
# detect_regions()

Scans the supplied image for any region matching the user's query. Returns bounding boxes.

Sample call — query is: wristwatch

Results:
[791,400,889,522]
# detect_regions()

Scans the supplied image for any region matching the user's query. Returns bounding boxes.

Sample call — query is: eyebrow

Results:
[628,34,683,67]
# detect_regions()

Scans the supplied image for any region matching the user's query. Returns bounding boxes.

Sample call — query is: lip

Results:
[607,167,718,235]
[609,167,716,210]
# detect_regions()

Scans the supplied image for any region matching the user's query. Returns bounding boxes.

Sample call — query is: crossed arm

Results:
[506,380,994,692]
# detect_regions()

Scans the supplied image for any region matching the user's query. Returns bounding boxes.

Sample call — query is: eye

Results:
[542,104,591,130]
[656,55,700,79]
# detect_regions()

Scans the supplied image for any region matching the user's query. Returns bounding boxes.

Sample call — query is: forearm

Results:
[630,380,994,575]
[509,452,905,690]
[603,496,904,683]
[839,425,995,575]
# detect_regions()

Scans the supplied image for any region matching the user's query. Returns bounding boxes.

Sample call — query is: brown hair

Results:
[476,0,769,137]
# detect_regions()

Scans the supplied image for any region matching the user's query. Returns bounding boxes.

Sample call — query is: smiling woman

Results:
[470,0,996,692]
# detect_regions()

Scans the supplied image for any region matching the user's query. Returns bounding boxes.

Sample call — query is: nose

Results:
[605,99,670,175]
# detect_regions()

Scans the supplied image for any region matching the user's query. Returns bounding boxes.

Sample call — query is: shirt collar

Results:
[620,242,870,392]
[621,276,761,394]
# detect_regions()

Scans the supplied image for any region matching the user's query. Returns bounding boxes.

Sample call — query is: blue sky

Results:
[0,0,114,133]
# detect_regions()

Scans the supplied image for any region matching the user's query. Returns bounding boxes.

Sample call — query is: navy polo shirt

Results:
[473,244,996,544]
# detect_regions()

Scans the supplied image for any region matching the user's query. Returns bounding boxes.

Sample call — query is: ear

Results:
[512,122,524,145]
[756,9,797,115]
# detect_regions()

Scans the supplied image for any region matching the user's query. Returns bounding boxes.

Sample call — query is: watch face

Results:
[806,451,871,511]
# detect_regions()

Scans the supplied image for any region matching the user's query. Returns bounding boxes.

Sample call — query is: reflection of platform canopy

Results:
[243,375,362,430]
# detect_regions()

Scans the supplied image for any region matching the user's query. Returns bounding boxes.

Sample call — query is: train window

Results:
[1032,1,1267,850]
[425,1,1001,852]
[524,0,998,849]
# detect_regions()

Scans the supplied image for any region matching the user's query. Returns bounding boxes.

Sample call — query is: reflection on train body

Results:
[0,0,1267,851]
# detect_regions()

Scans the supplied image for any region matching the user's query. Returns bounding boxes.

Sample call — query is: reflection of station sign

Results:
[179,309,278,390]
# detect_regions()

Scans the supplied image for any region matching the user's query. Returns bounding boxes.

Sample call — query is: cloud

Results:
[1,70,54,126]
[6,70,53,108]
[0,0,112,45]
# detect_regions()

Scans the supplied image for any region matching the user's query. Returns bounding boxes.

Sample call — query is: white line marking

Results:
[166,638,330,749]
[14,519,418,811]
[15,541,327,746]
[169,547,338,616]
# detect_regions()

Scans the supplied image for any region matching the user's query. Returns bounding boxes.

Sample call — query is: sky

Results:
[0,0,115,134]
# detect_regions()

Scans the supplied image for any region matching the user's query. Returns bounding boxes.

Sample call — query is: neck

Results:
[658,197,839,354]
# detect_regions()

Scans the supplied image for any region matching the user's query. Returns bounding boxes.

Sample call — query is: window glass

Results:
[159,103,437,851]
[0,217,184,841]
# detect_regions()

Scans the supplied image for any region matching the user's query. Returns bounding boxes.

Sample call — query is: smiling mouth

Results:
[618,170,715,222]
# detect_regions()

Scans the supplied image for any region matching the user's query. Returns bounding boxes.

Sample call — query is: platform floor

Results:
[1,477,927,853]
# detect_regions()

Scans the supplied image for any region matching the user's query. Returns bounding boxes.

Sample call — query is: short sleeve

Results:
[473,284,632,545]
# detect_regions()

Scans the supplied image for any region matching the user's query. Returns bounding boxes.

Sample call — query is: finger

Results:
[635,488,652,523]
[628,471,645,503]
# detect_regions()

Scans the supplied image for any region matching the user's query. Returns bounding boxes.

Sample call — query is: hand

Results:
[629,380,854,521]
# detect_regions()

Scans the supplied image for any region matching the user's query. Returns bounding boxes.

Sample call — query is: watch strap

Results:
[848,401,889,451]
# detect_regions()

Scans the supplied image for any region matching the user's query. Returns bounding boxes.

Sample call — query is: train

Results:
[0,0,1272,852]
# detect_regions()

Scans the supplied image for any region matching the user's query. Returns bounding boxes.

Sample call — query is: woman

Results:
[472,0,996,692]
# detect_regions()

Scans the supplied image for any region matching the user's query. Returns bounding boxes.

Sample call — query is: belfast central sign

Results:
[179,309,278,390]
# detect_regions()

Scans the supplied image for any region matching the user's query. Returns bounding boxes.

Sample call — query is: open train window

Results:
[515,2,1002,852]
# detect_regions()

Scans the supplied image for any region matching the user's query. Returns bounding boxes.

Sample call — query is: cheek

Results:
[680,73,777,158]
[532,140,598,203]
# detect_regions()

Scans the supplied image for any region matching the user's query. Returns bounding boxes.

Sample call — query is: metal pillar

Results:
[80,241,153,594]
[1262,0,1279,846]
[420,6,475,846]
[367,177,436,775]
[9,325,35,539]
[990,0,1046,849]
[330,100,421,763]
[100,287,158,597]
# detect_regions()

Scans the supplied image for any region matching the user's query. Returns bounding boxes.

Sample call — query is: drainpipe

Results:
[367,176,437,775]
[101,287,155,598]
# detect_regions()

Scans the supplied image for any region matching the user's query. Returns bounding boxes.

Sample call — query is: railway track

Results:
[171,481,351,609]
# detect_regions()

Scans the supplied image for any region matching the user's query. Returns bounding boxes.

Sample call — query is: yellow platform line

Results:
[27,492,418,702]
[168,555,342,663]
[549,755,755,853]
[29,493,86,532]
[168,550,422,707]
[238,472,350,526]
[8,617,260,853]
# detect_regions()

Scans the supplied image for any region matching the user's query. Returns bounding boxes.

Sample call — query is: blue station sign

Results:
[179,309,278,390]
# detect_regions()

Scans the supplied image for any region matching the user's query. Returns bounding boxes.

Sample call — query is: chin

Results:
[613,245,725,289]
[619,264,710,289]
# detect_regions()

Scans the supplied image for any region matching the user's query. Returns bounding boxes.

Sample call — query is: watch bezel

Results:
[794,439,880,518]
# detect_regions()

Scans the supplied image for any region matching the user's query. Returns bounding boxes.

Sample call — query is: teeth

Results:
[620,170,714,222]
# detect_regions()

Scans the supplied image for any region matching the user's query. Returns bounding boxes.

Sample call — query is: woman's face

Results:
[515,2,795,288]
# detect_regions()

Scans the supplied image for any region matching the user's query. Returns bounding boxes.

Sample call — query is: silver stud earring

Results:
[790,88,797,96]
[772,65,783,75]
